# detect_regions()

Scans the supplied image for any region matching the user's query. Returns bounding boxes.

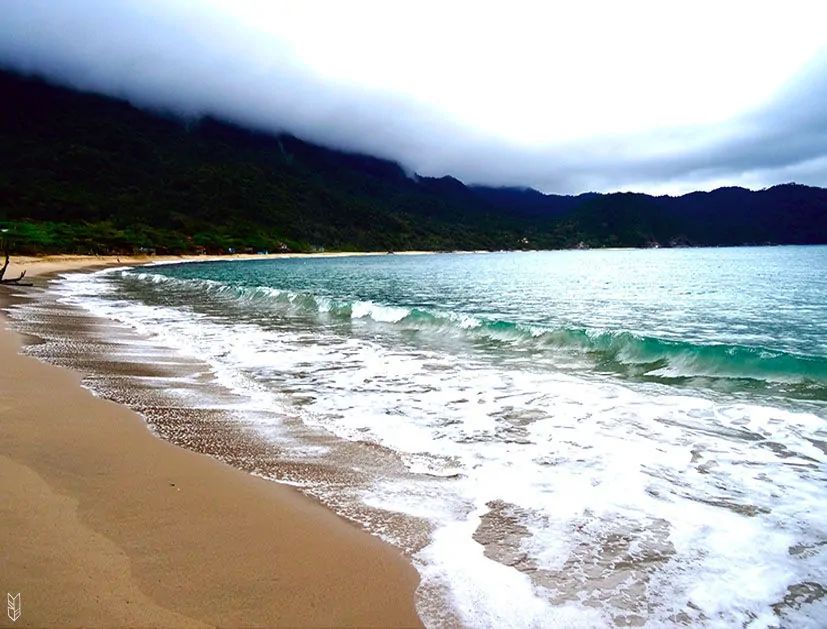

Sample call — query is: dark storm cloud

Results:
[2,0,825,194]
[439,48,827,193]
[590,49,827,192]
[0,1,462,167]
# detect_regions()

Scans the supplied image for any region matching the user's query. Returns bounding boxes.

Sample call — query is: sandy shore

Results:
[0,256,423,628]
[2,250,435,277]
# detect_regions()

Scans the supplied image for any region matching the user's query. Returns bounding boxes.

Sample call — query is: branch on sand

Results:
[0,248,33,286]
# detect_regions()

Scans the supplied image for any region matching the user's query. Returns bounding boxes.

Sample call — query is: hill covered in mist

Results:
[1,70,825,254]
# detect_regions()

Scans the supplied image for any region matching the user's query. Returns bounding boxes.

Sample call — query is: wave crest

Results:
[124,269,827,394]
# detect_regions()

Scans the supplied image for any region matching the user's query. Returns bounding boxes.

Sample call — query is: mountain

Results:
[471,187,598,221]
[666,185,827,246]
[1,69,825,254]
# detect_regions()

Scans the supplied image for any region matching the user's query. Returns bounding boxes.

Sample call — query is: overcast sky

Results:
[2,0,826,195]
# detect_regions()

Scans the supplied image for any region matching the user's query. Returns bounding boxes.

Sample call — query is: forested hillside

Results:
[1,70,825,254]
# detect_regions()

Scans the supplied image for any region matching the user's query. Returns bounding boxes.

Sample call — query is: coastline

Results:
[3,250,435,273]
[0,257,423,628]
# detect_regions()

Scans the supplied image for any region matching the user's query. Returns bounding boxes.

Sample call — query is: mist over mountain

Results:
[3,1,827,196]
[1,70,826,254]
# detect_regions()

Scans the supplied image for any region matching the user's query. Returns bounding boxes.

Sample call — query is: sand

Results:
[0,256,423,628]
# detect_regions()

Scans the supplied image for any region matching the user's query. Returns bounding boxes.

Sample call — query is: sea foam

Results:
[28,256,827,628]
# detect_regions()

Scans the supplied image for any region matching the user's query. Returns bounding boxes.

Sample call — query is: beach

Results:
[0,256,423,628]
[4,249,826,627]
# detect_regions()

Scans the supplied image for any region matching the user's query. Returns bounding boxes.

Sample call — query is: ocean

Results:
[8,247,827,628]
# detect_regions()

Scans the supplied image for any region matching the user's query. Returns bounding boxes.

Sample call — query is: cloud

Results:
[1,0,826,194]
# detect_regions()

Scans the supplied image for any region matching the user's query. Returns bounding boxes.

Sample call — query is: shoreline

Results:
[0,259,424,628]
[0,249,497,284]
[3,250,436,272]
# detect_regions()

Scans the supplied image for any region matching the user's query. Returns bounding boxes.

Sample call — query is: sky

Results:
[2,0,826,195]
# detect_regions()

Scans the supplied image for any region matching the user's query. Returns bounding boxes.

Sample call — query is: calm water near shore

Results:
[9,246,827,628]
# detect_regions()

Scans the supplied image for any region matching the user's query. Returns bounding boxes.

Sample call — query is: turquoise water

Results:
[46,247,827,627]
[144,247,827,403]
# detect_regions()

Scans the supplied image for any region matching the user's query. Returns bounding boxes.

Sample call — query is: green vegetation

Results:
[1,70,825,254]
[0,71,532,254]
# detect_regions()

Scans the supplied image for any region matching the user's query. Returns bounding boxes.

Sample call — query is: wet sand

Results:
[0,256,423,628]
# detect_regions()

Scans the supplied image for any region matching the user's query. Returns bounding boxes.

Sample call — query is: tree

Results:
[0,232,32,285]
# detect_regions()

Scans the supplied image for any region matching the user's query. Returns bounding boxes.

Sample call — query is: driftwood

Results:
[0,248,33,286]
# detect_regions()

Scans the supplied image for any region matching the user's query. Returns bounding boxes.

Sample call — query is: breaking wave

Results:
[126,270,827,395]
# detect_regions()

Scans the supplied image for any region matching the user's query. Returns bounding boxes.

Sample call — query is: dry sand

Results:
[0,256,423,628]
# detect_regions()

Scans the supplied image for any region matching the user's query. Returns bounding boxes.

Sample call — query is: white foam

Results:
[350,300,410,323]
[416,512,610,629]
[49,268,827,628]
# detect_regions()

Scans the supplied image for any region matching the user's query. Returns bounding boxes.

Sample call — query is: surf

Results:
[124,268,827,398]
